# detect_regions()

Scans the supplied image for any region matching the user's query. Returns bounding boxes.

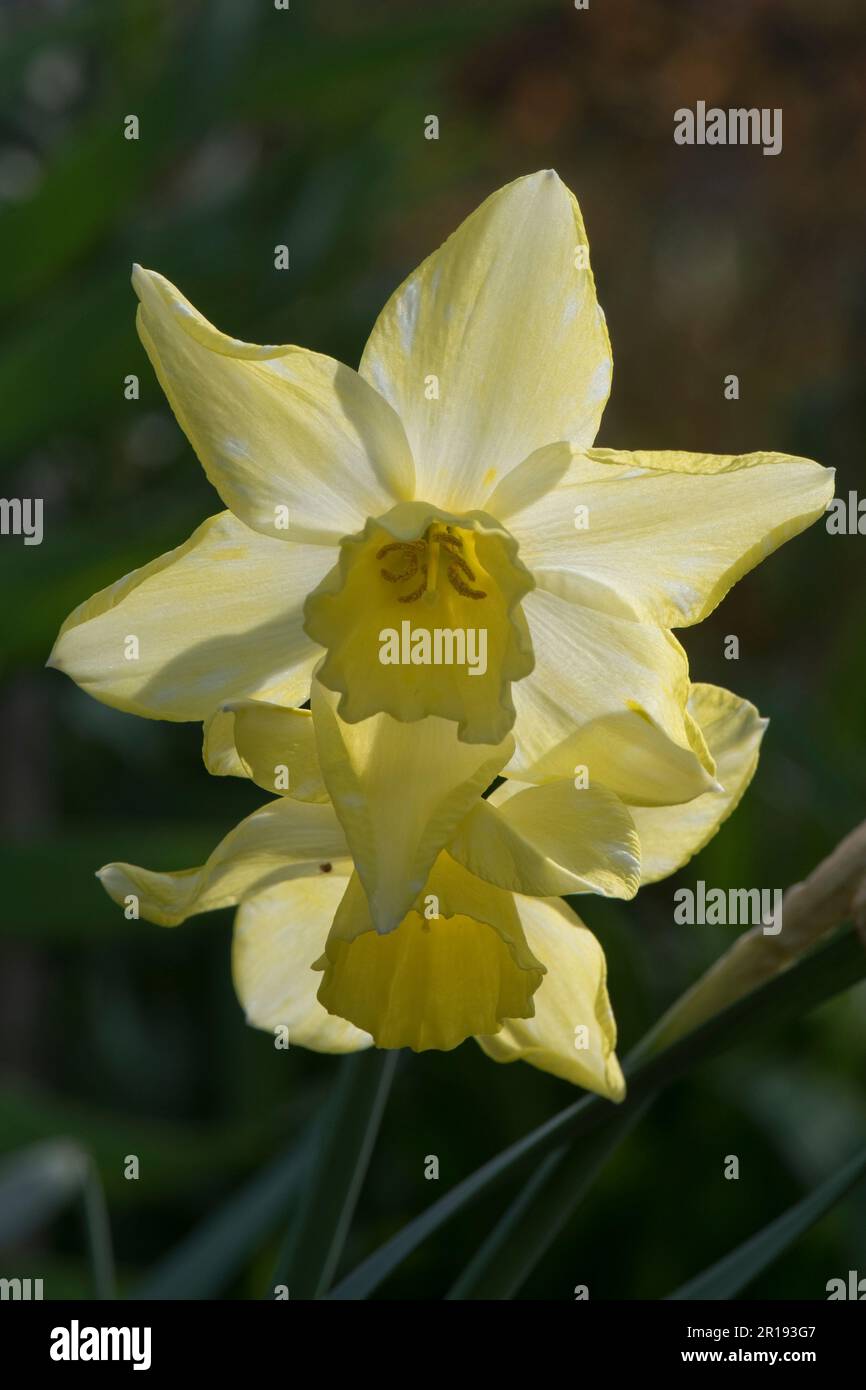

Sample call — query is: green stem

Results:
[273,1049,398,1298]
[329,925,864,1300]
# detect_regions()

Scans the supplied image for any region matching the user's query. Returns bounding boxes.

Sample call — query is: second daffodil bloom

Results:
[48,170,833,1087]
[96,679,766,1099]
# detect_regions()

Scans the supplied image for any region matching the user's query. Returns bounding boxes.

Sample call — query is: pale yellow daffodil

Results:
[96,678,766,1098]
[48,169,832,938]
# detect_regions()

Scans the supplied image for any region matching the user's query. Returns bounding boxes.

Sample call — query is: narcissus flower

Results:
[48,170,833,1082]
[96,680,765,1098]
[48,171,832,897]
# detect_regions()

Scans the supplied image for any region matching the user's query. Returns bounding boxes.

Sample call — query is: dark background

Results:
[1,0,864,1299]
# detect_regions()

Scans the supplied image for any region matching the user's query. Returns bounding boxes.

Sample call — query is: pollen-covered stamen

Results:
[397,567,428,603]
[447,552,487,600]
[378,525,486,603]
[377,539,424,584]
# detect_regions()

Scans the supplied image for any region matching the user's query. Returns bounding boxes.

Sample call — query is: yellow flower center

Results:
[303,502,535,744]
[377,525,487,605]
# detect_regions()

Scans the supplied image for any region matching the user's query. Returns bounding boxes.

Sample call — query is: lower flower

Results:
[95,680,766,1103]
[96,789,624,1098]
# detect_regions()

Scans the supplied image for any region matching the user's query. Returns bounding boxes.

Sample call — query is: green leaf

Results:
[272,1049,398,1299]
[0,1139,89,1248]
[447,1100,653,1300]
[329,926,866,1299]
[130,1139,306,1300]
[669,1144,866,1300]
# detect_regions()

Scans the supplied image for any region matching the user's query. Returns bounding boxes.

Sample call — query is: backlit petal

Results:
[449,780,641,899]
[203,701,327,802]
[233,872,372,1053]
[629,683,767,882]
[509,447,834,626]
[134,266,414,543]
[359,171,611,510]
[477,895,625,1100]
[508,586,719,804]
[48,511,328,721]
[97,797,348,927]
[312,680,512,932]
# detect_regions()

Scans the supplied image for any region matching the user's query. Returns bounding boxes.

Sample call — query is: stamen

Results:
[378,539,423,584]
[447,564,486,600]
[447,552,487,599]
[436,530,463,551]
[378,527,486,601]
[381,551,419,583]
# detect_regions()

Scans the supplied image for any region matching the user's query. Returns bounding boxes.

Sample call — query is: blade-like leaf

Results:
[329,925,865,1299]
[447,1100,653,1300]
[272,1049,398,1299]
[130,1140,306,1300]
[82,1159,116,1301]
[669,1144,866,1300]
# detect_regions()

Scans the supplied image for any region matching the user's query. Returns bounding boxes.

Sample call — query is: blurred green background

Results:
[1,0,864,1300]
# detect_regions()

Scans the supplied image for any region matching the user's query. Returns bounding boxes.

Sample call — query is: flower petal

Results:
[477,895,625,1100]
[359,171,611,510]
[233,872,372,1053]
[449,780,641,899]
[315,856,544,1051]
[312,679,512,932]
[133,266,415,542]
[508,586,719,804]
[97,797,348,927]
[508,447,834,627]
[483,442,574,521]
[203,702,327,802]
[48,511,329,721]
[629,683,767,883]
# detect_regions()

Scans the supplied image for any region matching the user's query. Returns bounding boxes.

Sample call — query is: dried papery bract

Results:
[647,818,866,1051]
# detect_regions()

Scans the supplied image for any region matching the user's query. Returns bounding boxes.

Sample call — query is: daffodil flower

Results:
[95,679,765,1098]
[48,170,832,934]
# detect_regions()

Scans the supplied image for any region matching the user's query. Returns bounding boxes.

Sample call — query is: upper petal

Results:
[508,447,834,627]
[312,679,512,932]
[476,895,625,1100]
[233,872,372,1054]
[47,511,329,721]
[98,796,349,926]
[359,171,611,510]
[133,266,415,542]
[629,683,767,883]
